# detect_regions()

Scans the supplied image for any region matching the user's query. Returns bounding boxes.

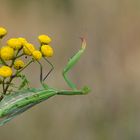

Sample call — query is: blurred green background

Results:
[0,0,140,140]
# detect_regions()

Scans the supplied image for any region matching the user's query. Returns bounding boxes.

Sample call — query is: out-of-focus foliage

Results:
[6,0,73,14]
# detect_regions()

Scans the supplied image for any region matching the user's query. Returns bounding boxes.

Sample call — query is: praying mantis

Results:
[0,38,90,126]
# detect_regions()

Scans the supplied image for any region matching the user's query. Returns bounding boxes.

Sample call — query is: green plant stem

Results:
[16,53,24,59]
[0,38,2,47]
[2,78,5,95]
[14,59,34,76]
[10,48,22,67]
[1,59,8,66]
[3,59,33,94]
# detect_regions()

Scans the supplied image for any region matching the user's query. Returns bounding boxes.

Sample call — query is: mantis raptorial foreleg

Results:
[57,39,90,95]
[62,38,86,90]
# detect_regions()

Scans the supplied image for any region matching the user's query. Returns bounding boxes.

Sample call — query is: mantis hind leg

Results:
[62,38,86,90]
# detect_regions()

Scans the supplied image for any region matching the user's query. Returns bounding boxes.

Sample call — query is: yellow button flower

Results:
[23,43,35,55]
[32,50,42,60]
[0,27,7,38]
[0,66,12,77]
[38,35,52,44]
[18,37,27,46]
[41,45,54,57]
[14,59,25,70]
[7,38,22,50]
[0,46,14,60]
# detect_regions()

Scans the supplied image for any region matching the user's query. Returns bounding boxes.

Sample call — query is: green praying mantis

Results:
[0,38,90,126]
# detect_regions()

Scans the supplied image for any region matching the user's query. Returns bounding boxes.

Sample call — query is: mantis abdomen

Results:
[0,89,57,118]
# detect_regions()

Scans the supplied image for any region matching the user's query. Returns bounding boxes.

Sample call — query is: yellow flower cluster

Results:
[38,35,54,57]
[32,50,42,60]
[18,37,27,45]
[38,35,52,44]
[0,27,7,38]
[23,43,35,55]
[14,59,25,70]
[0,46,14,60]
[0,27,54,78]
[7,38,22,50]
[41,45,53,57]
[0,66,12,77]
